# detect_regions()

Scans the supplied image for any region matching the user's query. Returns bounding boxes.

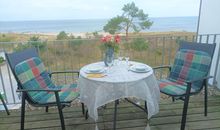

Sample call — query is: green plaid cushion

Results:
[33,83,79,104]
[15,57,79,104]
[160,49,211,96]
[159,79,197,96]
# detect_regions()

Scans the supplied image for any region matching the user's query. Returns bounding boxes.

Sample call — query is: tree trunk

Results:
[125,29,129,42]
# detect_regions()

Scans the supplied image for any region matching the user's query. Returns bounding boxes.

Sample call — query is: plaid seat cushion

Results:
[159,49,211,96]
[15,57,79,104]
[33,83,79,104]
[158,78,197,96]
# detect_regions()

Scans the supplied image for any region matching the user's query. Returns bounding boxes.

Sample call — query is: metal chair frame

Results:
[6,48,85,130]
[154,41,216,130]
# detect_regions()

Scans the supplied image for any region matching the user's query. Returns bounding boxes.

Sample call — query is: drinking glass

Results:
[118,51,124,65]
[106,58,114,73]
[118,56,123,61]
[125,57,130,65]
[125,52,130,66]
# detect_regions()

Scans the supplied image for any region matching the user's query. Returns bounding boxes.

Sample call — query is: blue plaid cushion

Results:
[15,57,79,104]
[32,84,79,104]
[159,49,211,96]
[159,79,198,96]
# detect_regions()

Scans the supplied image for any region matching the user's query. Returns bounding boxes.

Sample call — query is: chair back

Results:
[6,48,55,104]
[169,41,216,91]
[178,41,216,57]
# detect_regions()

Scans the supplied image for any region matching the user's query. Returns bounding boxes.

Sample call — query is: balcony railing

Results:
[0,34,219,105]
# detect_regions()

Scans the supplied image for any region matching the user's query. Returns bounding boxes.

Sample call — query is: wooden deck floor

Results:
[1,95,220,130]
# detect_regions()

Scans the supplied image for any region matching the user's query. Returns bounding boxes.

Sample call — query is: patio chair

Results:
[5,48,85,130]
[0,92,10,115]
[154,41,216,130]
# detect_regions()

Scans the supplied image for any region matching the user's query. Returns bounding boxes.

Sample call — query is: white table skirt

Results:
[78,61,160,121]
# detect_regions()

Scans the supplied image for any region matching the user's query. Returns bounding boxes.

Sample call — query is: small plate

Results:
[134,64,147,71]
[85,66,105,74]
[130,64,150,73]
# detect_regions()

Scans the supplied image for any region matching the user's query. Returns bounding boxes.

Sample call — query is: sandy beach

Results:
[0,31,195,42]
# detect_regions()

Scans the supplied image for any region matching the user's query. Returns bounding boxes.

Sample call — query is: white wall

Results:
[198,0,220,34]
[198,0,220,89]
[0,51,19,104]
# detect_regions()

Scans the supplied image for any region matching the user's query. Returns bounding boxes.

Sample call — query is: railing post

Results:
[5,53,16,104]
[213,35,220,86]
[160,37,165,79]
[206,35,209,43]
[0,67,8,103]
[168,37,172,65]
[192,35,195,42]
[199,35,202,43]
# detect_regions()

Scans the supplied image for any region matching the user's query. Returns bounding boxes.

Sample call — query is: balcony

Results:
[1,33,220,104]
[0,33,220,130]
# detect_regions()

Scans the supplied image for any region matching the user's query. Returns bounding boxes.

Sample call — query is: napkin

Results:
[87,73,106,78]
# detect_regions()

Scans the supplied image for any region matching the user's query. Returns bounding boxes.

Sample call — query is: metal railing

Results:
[0,34,219,105]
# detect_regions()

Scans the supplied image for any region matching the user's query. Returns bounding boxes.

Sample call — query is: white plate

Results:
[85,66,105,74]
[134,64,147,71]
[130,64,150,73]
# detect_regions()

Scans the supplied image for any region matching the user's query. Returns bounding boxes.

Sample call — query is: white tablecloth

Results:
[78,61,160,121]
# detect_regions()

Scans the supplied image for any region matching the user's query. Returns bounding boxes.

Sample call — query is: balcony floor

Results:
[1,95,220,130]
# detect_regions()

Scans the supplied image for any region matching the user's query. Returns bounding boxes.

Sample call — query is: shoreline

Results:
[0,31,196,42]
[0,31,196,36]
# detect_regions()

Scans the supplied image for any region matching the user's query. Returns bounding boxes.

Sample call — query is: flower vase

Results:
[104,47,114,66]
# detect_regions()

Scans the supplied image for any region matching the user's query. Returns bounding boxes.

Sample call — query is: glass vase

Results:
[104,47,114,66]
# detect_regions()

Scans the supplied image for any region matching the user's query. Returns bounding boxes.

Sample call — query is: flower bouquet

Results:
[100,35,121,66]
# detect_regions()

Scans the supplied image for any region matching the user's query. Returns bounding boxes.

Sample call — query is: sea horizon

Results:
[0,16,198,33]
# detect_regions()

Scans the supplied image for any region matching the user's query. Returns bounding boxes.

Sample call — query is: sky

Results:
[0,0,200,21]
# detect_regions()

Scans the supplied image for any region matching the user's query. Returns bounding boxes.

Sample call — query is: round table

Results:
[78,61,160,122]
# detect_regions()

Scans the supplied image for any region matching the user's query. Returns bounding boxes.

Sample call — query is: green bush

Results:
[28,36,46,49]
[70,39,82,45]
[175,37,185,45]
[92,31,98,37]
[57,31,69,40]
[77,36,82,39]
[13,43,30,52]
[0,56,5,64]
[69,39,83,51]
[0,34,14,42]
[14,36,46,52]
[129,38,149,51]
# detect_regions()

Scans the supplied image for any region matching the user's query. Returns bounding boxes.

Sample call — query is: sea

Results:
[0,16,198,33]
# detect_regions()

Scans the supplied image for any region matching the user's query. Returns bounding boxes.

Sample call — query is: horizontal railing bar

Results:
[1,34,220,45]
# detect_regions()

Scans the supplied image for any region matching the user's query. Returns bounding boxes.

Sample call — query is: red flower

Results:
[101,35,120,44]
[101,37,107,42]
[114,35,120,43]
[106,35,112,42]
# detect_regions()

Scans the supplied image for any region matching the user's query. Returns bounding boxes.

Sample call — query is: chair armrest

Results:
[49,70,79,77]
[16,88,61,93]
[186,76,213,84]
[153,65,171,72]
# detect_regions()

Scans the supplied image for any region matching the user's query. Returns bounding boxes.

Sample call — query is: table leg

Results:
[113,100,118,130]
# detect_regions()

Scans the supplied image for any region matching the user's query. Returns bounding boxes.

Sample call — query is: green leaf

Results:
[130,38,149,51]
[103,16,124,34]
[103,2,153,38]
[57,31,69,40]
